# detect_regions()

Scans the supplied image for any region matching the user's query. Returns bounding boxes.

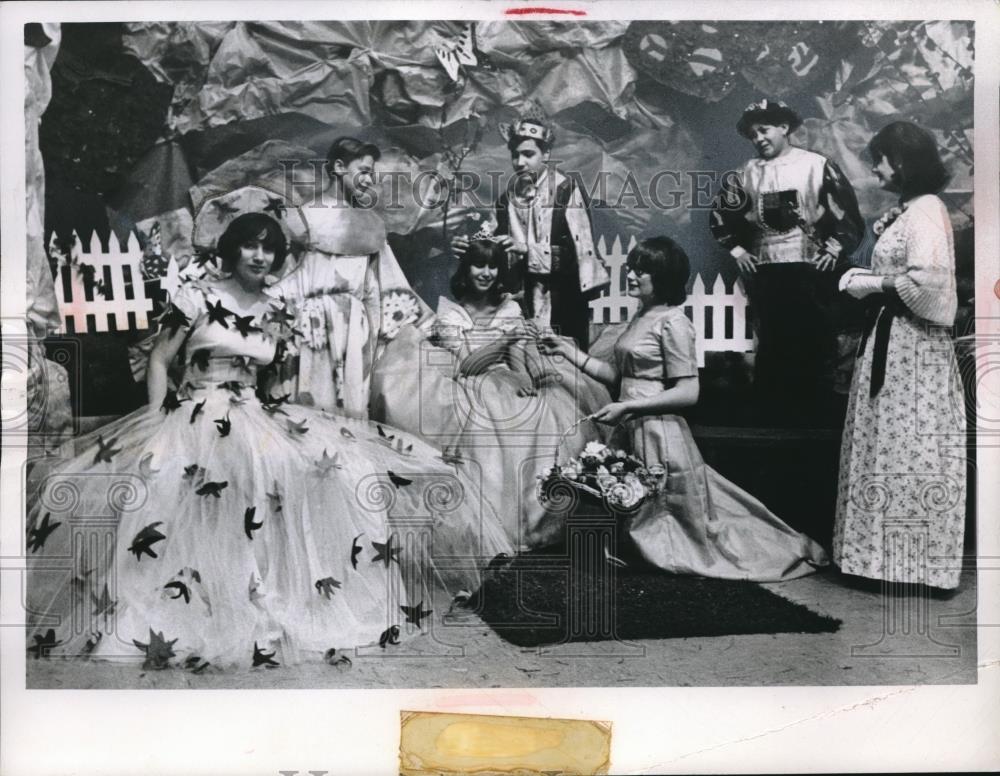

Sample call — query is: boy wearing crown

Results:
[455,108,609,350]
[710,98,863,424]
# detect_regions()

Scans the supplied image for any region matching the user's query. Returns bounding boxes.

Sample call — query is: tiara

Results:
[470,221,503,242]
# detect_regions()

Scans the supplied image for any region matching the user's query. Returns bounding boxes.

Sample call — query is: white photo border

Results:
[1,1,997,774]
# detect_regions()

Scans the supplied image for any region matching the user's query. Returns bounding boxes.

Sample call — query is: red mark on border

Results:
[994,278,1000,301]
[504,6,588,16]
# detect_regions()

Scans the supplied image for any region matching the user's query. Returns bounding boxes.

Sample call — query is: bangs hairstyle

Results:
[326,136,381,177]
[217,213,288,274]
[450,239,506,303]
[867,121,950,197]
[506,134,552,155]
[626,236,690,306]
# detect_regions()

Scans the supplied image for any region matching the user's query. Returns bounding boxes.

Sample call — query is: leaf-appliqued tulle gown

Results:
[613,304,829,581]
[25,282,511,669]
[372,295,611,550]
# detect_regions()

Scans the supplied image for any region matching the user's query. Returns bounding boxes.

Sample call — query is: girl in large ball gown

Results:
[536,236,829,581]
[25,204,511,671]
[371,236,610,550]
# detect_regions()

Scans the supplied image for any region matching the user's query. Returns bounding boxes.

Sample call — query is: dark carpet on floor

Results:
[471,552,841,648]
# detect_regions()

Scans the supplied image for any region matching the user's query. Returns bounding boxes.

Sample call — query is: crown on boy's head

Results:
[499,101,555,146]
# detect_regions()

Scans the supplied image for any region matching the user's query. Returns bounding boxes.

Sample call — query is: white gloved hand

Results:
[837,267,863,292]
[839,268,884,299]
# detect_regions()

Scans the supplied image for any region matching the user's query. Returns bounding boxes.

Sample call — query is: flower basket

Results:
[537,418,665,517]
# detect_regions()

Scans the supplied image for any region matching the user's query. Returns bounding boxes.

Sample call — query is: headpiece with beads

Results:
[470,220,504,243]
[499,102,555,147]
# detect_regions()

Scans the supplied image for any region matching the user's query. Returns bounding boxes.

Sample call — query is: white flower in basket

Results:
[596,473,618,491]
[559,465,580,481]
[581,441,610,462]
[605,478,646,511]
[538,420,664,512]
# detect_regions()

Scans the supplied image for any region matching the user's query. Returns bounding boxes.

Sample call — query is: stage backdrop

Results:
[33,20,975,413]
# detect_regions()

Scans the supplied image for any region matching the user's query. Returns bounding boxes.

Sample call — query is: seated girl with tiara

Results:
[25,188,512,671]
[372,221,610,550]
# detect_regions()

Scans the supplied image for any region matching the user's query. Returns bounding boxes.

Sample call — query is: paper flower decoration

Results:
[380,289,423,341]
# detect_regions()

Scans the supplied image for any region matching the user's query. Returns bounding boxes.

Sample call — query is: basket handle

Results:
[552,413,633,467]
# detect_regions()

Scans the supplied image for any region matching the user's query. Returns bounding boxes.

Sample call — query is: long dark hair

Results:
[217,213,288,274]
[867,121,950,198]
[626,236,690,306]
[450,239,505,304]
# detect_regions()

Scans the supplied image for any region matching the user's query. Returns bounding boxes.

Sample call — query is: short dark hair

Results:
[326,136,381,177]
[867,121,950,197]
[506,134,551,155]
[217,213,288,274]
[626,236,690,306]
[450,239,505,304]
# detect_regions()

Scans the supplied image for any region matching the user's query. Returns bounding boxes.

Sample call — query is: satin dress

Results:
[613,304,829,581]
[372,294,611,549]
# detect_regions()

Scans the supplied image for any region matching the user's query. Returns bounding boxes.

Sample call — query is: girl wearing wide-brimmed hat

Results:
[24,189,512,670]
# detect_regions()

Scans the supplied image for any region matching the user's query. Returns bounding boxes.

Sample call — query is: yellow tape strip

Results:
[399,711,611,775]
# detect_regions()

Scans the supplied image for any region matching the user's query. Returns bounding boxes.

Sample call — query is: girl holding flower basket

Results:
[535,237,828,581]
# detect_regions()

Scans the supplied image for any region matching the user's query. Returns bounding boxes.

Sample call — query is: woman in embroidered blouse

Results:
[372,238,610,549]
[537,236,828,581]
[834,121,966,590]
[25,211,512,670]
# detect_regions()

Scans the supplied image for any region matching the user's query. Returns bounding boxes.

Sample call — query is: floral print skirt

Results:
[833,312,967,588]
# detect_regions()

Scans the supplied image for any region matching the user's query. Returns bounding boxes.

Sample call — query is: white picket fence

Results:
[50,230,756,366]
[52,231,179,335]
[590,235,755,366]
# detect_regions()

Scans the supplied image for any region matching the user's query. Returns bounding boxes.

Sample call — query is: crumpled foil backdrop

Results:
[37,20,974,305]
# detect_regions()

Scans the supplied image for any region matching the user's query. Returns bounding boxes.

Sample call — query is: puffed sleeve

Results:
[814,159,864,262]
[895,196,958,325]
[433,297,470,354]
[659,310,699,380]
[710,170,754,256]
[158,281,203,336]
[492,295,526,335]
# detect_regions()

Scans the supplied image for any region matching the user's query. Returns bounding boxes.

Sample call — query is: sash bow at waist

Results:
[857,297,907,398]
